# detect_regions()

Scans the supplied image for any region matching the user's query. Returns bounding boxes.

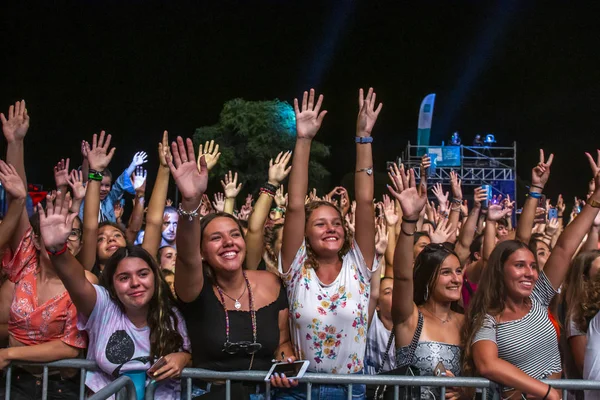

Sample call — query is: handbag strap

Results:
[376,311,424,374]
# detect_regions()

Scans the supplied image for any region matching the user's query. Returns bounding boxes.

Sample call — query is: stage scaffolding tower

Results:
[397,141,518,201]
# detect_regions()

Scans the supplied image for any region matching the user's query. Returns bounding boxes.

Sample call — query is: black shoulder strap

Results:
[111,356,152,378]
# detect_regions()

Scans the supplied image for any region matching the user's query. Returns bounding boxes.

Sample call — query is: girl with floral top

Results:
[278,88,380,399]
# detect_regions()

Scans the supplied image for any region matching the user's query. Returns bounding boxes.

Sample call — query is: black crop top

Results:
[179,278,289,371]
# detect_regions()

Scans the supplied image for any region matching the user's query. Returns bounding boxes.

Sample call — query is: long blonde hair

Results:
[561,250,600,332]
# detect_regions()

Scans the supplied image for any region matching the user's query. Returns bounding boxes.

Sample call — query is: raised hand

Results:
[473,186,488,207]
[37,192,77,252]
[345,210,356,234]
[197,140,221,172]
[168,137,208,202]
[375,221,389,255]
[67,170,86,201]
[81,140,89,158]
[450,170,463,200]
[268,151,292,185]
[383,194,399,226]
[356,87,383,136]
[0,161,26,200]
[131,151,148,167]
[274,185,287,208]
[166,199,173,207]
[556,194,566,215]
[158,131,172,168]
[132,166,147,192]
[85,131,116,171]
[487,204,513,222]
[545,218,560,236]
[430,217,454,244]
[420,155,431,179]
[387,167,427,220]
[531,149,554,187]
[0,100,30,143]
[53,158,70,188]
[212,193,225,213]
[294,89,327,140]
[221,171,242,199]
[432,183,449,207]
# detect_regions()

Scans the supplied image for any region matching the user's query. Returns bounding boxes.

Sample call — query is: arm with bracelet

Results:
[78,131,116,271]
[447,170,463,244]
[516,149,554,245]
[246,152,292,270]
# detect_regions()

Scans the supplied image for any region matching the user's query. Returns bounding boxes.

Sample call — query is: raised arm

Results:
[1,100,31,251]
[354,88,381,269]
[246,152,291,270]
[127,167,147,244]
[170,137,208,302]
[516,150,553,244]
[0,162,27,248]
[39,192,97,318]
[67,170,86,215]
[53,158,70,204]
[544,152,600,289]
[78,131,116,270]
[142,132,171,258]
[281,89,327,273]
[383,194,399,268]
[447,171,463,244]
[583,212,600,251]
[455,187,486,264]
[388,168,427,324]
[221,171,242,215]
[483,204,513,263]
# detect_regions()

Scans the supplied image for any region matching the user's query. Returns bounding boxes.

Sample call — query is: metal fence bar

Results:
[346,383,352,400]
[88,375,136,400]
[186,377,192,400]
[225,379,230,400]
[80,368,87,400]
[42,365,48,400]
[5,365,11,400]
[306,381,311,400]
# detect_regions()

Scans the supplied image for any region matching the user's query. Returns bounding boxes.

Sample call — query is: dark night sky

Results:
[1,1,599,206]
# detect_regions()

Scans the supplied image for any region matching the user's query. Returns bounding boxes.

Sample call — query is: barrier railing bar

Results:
[145,380,156,399]
[440,385,446,400]
[394,385,399,400]
[5,365,12,400]
[80,368,87,400]
[346,383,352,400]
[265,381,271,400]
[88,375,136,400]
[42,365,48,400]
[225,379,230,399]
[563,388,568,400]
[186,377,192,400]
[306,381,311,400]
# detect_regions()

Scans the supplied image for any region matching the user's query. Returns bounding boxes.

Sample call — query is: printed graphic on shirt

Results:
[106,330,135,365]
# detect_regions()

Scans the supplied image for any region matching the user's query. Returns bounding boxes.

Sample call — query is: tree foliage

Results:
[193,98,330,193]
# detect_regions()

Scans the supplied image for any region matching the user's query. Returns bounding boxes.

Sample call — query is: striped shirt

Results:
[473,272,561,389]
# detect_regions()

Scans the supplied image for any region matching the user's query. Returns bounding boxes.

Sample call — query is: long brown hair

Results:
[566,251,600,332]
[199,212,247,282]
[461,240,532,377]
[304,201,352,269]
[101,245,184,360]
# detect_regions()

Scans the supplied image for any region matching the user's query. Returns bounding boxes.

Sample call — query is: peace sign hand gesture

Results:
[294,89,327,140]
[531,149,554,188]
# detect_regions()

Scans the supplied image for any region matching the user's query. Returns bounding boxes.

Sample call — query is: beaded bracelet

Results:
[47,243,68,256]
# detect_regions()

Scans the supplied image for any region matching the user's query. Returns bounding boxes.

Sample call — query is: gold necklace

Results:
[422,306,451,324]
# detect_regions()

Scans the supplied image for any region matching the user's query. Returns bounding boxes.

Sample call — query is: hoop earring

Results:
[424,286,429,301]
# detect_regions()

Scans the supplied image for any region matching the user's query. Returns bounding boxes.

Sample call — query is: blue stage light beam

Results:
[434,3,519,141]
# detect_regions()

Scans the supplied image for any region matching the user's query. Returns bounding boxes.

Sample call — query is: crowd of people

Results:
[0,89,599,400]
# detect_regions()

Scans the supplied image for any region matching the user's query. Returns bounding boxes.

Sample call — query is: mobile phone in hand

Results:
[434,361,447,377]
[147,356,167,377]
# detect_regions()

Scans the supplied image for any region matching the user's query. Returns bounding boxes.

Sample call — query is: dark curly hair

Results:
[303,201,352,270]
[101,245,184,360]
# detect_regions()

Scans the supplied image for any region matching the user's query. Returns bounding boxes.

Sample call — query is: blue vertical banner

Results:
[417,93,436,156]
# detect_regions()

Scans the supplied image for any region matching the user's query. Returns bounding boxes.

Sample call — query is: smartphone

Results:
[264,360,310,381]
[147,356,167,377]
[426,153,438,176]
[548,208,558,220]
[434,361,447,377]
[481,185,492,208]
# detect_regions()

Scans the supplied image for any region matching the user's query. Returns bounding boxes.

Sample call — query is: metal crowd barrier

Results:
[4,359,600,400]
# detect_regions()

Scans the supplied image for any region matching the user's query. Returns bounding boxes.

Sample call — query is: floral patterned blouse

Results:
[280,240,376,374]
[2,228,87,348]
